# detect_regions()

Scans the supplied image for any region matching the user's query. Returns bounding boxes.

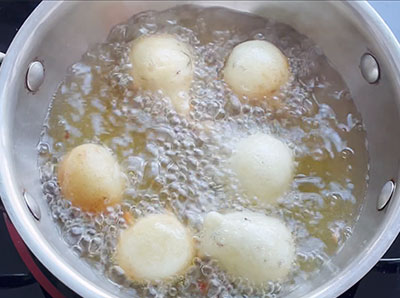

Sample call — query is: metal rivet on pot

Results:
[26,61,45,92]
[360,53,380,84]
[377,180,395,211]
[23,191,41,220]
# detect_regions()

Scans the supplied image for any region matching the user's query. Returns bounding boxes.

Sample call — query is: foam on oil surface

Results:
[37,5,369,297]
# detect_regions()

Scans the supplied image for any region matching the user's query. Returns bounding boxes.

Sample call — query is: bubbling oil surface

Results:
[37,5,368,297]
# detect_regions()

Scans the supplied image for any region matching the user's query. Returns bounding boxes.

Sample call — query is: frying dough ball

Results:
[130,34,194,116]
[230,133,293,204]
[223,40,289,99]
[116,213,194,282]
[199,211,295,284]
[58,144,125,212]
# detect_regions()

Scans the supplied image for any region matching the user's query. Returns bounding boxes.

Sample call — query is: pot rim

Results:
[1,1,400,298]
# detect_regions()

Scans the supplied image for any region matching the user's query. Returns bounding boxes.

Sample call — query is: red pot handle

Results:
[2,212,65,298]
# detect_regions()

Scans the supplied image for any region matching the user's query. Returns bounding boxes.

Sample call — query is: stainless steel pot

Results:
[1,1,400,297]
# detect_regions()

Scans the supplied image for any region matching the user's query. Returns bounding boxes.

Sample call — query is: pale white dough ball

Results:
[230,133,294,204]
[58,144,125,212]
[199,211,295,284]
[116,213,194,282]
[224,40,289,99]
[130,34,194,115]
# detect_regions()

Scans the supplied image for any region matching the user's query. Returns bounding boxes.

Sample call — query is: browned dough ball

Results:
[58,144,125,212]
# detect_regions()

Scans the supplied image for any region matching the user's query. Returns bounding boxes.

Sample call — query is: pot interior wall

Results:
[3,1,400,297]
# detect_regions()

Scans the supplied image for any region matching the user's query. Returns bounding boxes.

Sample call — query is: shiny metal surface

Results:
[0,1,400,298]
[377,180,395,210]
[360,53,380,83]
[22,191,41,221]
[26,61,45,92]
